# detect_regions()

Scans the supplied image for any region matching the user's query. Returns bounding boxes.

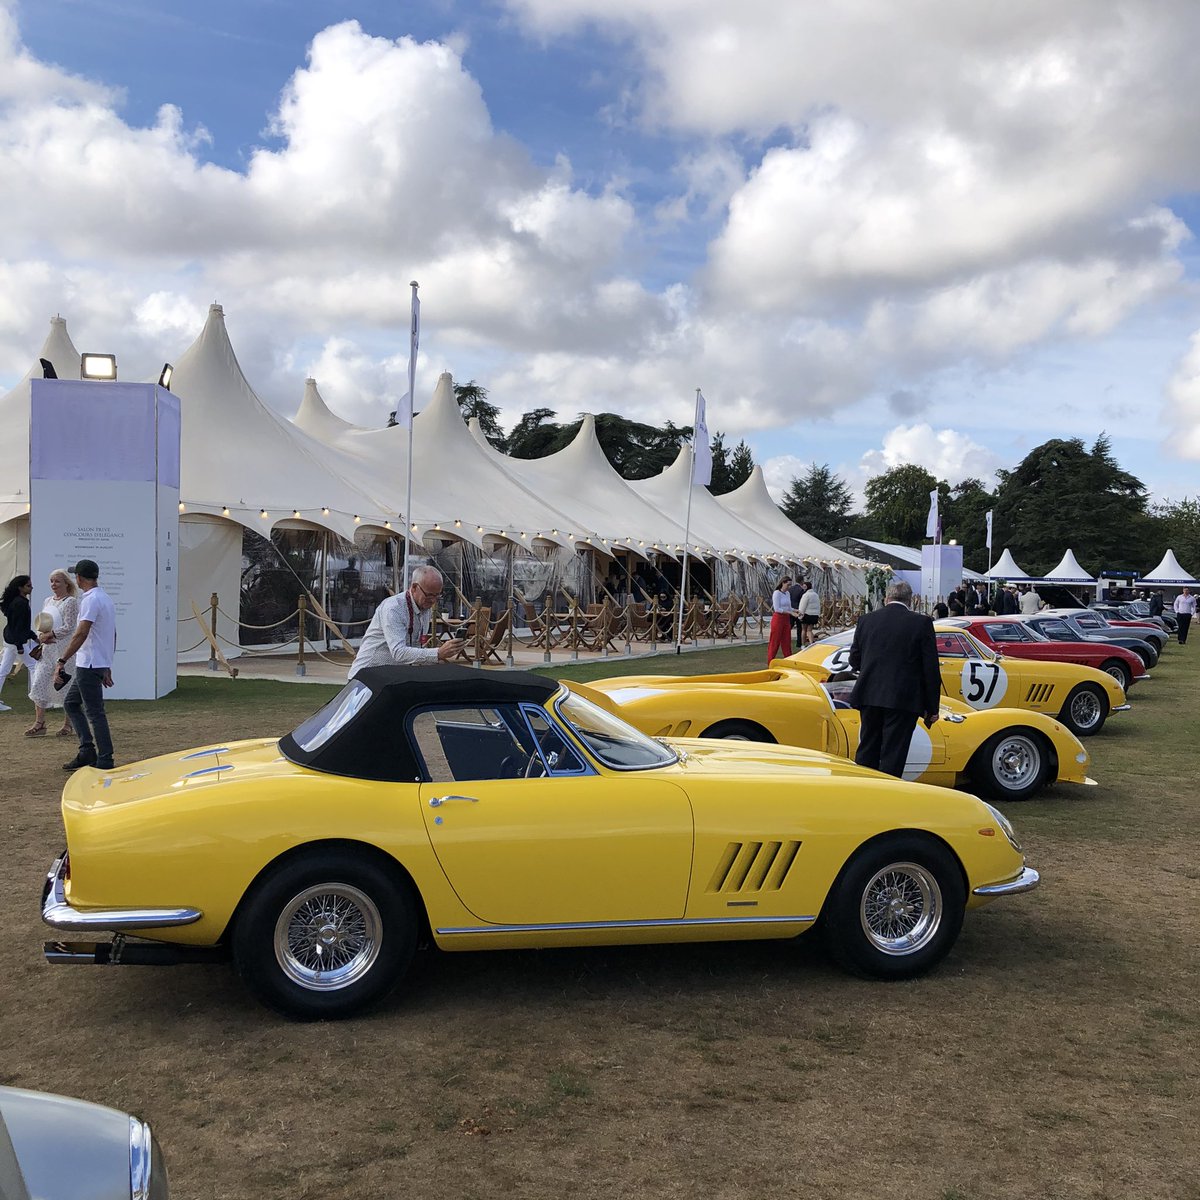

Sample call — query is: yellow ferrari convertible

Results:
[43,665,1039,1020]
[589,664,1091,801]
[787,624,1129,736]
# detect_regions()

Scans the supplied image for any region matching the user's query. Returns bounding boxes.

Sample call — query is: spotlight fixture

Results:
[321,507,330,515]
[39,358,57,380]
[158,363,174,390]
[260,509,268,519]
[80,353,117,381]
[178,502,185,513]
[354,515,361,524]
[222,507,230,517]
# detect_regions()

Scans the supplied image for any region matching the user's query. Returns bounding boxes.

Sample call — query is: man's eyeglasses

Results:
[414,582,442,602]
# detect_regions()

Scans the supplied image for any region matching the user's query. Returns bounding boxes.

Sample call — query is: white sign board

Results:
[921,543,963,604]
[29,379,180,699]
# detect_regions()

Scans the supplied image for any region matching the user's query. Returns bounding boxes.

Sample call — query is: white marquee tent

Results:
[986,547,1033,581]
[1036,548,1095,584]
[1140,549,1198,586]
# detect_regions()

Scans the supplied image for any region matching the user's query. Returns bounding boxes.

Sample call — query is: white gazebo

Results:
[1039,549,1096,583]
[1140,549,1198,587]
[986,548,1033,581]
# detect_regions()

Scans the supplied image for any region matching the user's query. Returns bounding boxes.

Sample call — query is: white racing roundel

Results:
[959,660,1009,709]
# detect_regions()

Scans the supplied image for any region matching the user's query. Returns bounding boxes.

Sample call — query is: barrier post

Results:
[506,597,515,668]
[208,592,219,671]
[296,594,307,676]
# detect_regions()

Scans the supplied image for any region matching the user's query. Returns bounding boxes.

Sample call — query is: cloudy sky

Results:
[2,0,1199,508]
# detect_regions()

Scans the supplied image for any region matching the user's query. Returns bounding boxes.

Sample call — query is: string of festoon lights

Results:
[165,503,841,567]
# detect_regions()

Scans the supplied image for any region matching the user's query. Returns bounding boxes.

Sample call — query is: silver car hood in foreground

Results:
[0,1085,166,1200]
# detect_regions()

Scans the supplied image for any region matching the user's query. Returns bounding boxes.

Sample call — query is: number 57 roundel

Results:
[959,659,1008,708]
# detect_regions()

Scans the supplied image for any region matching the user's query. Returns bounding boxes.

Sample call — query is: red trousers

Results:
[767,612,793,662]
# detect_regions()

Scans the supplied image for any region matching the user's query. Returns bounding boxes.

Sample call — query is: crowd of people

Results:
[1,560,117,770]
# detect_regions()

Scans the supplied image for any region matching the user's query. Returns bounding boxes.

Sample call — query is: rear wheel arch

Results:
[222,838,428,945]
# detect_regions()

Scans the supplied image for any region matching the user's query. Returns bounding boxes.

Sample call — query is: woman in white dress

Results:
[26,568,79,737]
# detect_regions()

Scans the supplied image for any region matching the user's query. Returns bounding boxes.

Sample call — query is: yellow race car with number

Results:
[787,624,1129,736]
[42,665,1038,1020]
[590,664,1092,802]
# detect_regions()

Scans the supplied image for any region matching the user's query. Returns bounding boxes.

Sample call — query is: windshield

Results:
[1036,618,1076,640]
[557,689,678,770]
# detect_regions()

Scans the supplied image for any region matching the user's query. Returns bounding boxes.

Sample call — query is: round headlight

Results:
[130,1116,169,1199]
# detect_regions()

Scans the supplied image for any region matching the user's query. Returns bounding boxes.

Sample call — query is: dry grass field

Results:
[0,645,1196,1200]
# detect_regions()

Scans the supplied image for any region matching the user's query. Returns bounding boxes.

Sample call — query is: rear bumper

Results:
[42,852,202,932]
[972,866,1040,897]
[1112,703,1132,715]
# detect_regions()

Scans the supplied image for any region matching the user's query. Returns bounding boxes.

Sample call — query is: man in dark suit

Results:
[848,580,942,778]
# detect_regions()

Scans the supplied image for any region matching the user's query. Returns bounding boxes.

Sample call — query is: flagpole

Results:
[676,388,702,653]
[402,280,419,594]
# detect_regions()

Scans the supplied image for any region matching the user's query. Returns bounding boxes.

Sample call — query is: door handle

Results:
[429,794,480,807]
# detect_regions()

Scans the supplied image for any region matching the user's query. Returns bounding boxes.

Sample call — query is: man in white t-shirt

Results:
[1018,587,1042,615]
[54,558,117,771]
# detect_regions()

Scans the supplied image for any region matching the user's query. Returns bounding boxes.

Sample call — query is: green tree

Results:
[863,464,942,545]
[992,434,1148,576]
[504,408,560,459]
[708,432,731,494]
[1144,497,1200,575]
[727,440,754,493]
[780,463,856,544]
[454,380,506,450]
[942,477,998,573]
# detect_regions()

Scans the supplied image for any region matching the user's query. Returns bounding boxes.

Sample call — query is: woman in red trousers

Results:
[767,576,798,662]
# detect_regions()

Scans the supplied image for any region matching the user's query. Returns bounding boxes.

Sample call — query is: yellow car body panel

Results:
[589,666,1090,791]
[56,712,1028,953]
[786,624,1126,719]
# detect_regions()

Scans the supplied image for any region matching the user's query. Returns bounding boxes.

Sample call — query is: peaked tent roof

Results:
[1038,548,1096,583]
[467,415,695,559]
[717,466,871,577]
[1140,549,1199,585]
[294,377,364,443]
[630,445,796,563]
[170,305,393,541]
[304,373,577,553]
[986,547,1032,580]
[0,316,82,526]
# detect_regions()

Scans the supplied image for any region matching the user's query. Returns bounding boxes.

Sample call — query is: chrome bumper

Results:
[1113,704,1132,714]
[972,866,1040,898]
[42,853,202,932]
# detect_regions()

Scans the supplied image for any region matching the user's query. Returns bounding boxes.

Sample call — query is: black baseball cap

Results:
[72,558,100,580]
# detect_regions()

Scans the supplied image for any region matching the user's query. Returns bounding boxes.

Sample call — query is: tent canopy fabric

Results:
[1034,548,1095,584]
[986,548,1033,580]
[0,316,82,526]
[170,304,395,541]
[468,415,693,559]
[1140,549,1198,585]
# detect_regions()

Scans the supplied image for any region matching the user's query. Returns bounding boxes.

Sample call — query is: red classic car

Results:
[941,616,1148,692]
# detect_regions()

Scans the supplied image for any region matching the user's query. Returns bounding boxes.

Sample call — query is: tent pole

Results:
[320,530,330,651]
[401,280,419,597]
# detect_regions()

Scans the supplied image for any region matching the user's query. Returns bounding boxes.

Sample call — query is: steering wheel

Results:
[524,754,546,778]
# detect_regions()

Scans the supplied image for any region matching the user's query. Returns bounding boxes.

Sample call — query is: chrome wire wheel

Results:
[274,883,383,992]
[1103,662,1130,689]
[859,862,943,956]
[990,734,1041,791]
[1068,688,1103,731]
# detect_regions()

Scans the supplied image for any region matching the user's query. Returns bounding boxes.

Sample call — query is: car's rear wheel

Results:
[1059,683,1110,737]
[969,729,1049,801]
[232,849,417,1020]
[1099,659,1132,691]
[821,835,965,980]
[700,719,774,742]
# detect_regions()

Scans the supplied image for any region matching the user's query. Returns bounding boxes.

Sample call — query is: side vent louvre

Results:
[708,840,801,893]
[1024,682,1055,705]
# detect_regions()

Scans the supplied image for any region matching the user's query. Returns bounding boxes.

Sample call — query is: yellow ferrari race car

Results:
[42,665,1038,1020]
[786,624,1129,737]
[590,663,1092,802]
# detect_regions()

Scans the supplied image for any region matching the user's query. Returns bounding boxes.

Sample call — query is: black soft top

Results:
[279,663,561,782]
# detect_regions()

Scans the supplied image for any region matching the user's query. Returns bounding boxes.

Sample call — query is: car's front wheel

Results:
[970,729,1049,801]
[232,849,417,1020]
[1059,683,1110,737]
[821,835,966,980]
[1099,659,1132,691]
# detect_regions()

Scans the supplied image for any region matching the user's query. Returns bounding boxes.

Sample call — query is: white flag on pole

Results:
[394,287,420,429]
[925,487,939,540]
[985,509,993,551]
[692,390,712,486]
